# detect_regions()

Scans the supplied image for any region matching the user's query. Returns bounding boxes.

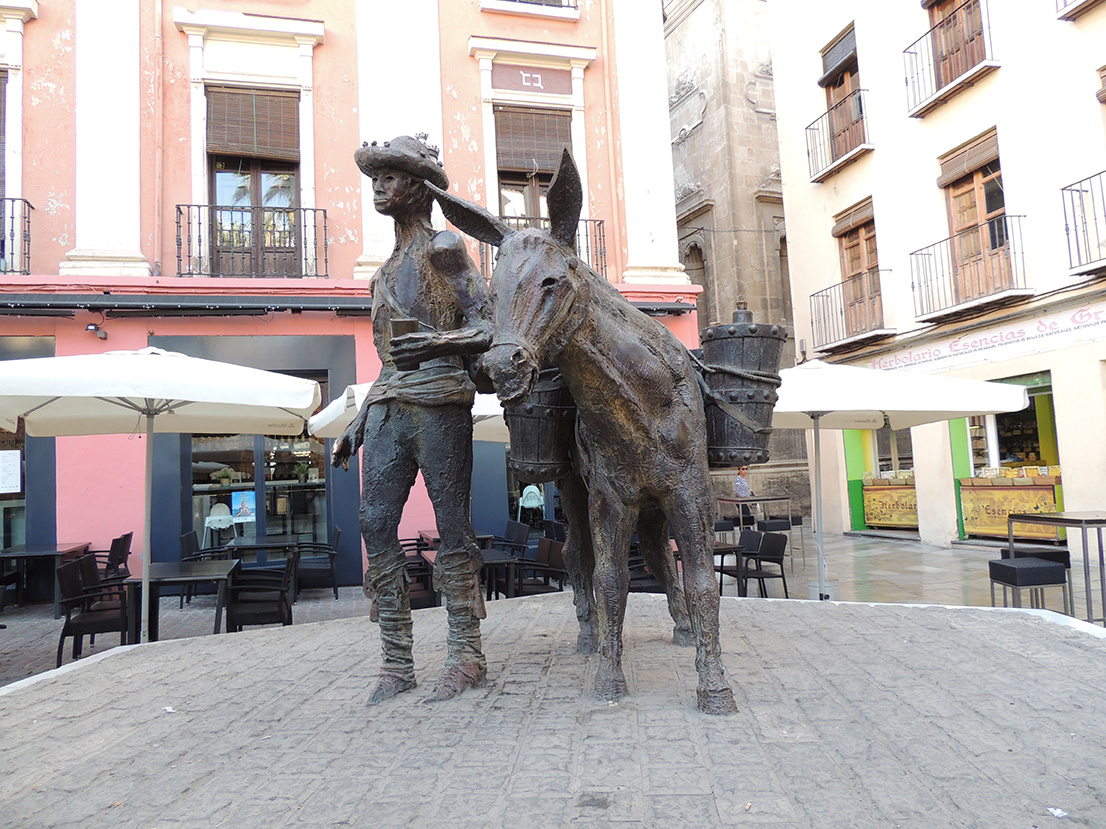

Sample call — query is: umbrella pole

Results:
[140,412,153,644]
[813,413,828,601]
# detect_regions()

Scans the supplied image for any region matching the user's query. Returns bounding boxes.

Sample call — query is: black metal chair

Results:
[714,529,762,594]
[297,526,342,599]
[89,532,133,580]
[487,519,531,558]
[742,532,789,598]
[512,537,567,596]
[226,547,299,632]
[56,558,128,667]
[178,531,230,609]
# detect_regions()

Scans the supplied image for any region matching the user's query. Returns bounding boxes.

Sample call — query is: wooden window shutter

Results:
[936,130,999,188]
[831,198,875,237]
[818,27,857,87]
[207,86,300,161]
[494,106,572,175]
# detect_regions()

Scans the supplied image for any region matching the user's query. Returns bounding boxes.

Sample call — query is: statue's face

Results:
[371,168,419,217]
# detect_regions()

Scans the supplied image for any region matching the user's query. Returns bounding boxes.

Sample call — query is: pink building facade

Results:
[1,0,698,588]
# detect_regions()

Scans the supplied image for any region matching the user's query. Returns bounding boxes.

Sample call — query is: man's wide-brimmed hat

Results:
[354,134,449,190]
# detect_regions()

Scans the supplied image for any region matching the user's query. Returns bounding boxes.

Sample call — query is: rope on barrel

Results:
[688,350,781,436]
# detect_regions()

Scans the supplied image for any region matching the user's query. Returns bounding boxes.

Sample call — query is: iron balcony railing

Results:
[910,215,1027,319]
[806,89,871,181]
[479,216,606,280]
[1061,170,1106,272]
[1056,0,1105,19]
[0,197,33,275]
[176,204,328,278]
[903,0,995,114]
[810,268,888,350]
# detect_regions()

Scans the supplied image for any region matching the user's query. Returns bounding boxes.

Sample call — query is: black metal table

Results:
[420,546,519,600]
[125,559,240,641]
[0,541,92,617]
[1007,511,1106,625]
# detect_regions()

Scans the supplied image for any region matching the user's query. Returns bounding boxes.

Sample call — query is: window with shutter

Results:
[494,106,572,219]
[205,86,301,277]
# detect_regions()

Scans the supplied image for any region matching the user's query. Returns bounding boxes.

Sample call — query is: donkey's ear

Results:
[547,148,582,248]
[426,181,513,247]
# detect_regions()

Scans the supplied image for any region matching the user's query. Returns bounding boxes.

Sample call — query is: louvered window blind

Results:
[207,86,300,161]
[495,106,572,174]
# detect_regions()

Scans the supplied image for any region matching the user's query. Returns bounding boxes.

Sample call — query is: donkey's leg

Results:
[637,506,694,647]
[590,485,635,702]
[559,473,598,653]
[666,483,737,716]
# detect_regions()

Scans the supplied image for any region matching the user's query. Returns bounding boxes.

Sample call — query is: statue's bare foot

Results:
[424,662,487,703]
[367,674,416,705]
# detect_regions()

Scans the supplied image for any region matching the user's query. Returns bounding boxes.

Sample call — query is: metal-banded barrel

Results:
[698,307,787,468]
[505,369,576,483]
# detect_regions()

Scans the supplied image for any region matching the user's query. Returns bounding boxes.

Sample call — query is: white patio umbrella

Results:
[770,359,1029,601]
[0,347,322,642]
[308,382,507,442]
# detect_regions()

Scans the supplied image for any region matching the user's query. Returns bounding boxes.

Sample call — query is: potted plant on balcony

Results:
[293,462,310,484]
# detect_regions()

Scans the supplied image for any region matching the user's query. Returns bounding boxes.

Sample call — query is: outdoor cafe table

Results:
[1007,511,1106,625]
[125,558,239,642]
[717,495,795,527]
[0,541,91,618]
[225,534,301,565]
[419,546,519,600]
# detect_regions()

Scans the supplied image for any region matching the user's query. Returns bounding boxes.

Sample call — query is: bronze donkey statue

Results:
[428,149,737,715]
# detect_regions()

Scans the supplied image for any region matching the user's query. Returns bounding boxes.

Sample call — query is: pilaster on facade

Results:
[0,2,36,213]
[62,0,149,278]
[612,0,687,285]
[354,0,443,279]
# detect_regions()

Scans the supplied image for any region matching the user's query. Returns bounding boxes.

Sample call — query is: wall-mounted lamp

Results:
[86,323,108,340]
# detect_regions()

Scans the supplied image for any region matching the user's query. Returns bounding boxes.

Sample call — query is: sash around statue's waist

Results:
[366,359,476,408]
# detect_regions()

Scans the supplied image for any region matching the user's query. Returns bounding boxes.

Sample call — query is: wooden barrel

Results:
[698,307,786,468]
[505,369,576,483]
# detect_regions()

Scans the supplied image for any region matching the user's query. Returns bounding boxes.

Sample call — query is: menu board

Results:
[0,450,21,494]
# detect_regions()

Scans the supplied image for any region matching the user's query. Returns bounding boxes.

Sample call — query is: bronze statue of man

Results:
[334,135,492,704]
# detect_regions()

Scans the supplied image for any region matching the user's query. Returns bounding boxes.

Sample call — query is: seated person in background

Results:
[734,465,753,498]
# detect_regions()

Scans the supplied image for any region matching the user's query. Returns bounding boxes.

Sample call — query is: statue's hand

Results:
[391,331,441,366]
[331,434,352,470]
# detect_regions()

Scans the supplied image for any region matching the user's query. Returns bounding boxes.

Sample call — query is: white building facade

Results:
[768,0,1106,547]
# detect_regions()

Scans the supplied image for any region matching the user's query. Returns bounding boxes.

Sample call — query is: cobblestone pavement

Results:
[2,590,1105,827]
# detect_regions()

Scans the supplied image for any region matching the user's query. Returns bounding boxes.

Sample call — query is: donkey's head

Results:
[429,149,586,404]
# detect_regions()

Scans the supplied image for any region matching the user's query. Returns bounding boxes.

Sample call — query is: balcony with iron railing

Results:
[806,89,873,182]
[810,268,894,351]
[903,0,998,117]
[0,197,33,275]
[1056,0,1106,20]
[478,216,606,280]
[910,215,1031,321]
[176,205,328,278]
[1062,170,1106,275]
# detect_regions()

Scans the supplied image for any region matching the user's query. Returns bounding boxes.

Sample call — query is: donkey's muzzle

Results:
[483,343,537,405]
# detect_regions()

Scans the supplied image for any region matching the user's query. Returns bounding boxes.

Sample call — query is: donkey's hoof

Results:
[594,665,628,702]
[672,625,695,647]
[577,622,599,654]
[367,674,416,705]
[697,686,738,716]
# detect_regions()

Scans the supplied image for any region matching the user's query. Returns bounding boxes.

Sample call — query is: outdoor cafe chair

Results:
[296,526,341,600]
[714,529,761,594]
[178,531,230,609]
[56,558,128,667]
[486,519,531,559]
[89,532,133,581]
[742,532,790,598]
[510,537,567,597]
[226,547,299,632]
